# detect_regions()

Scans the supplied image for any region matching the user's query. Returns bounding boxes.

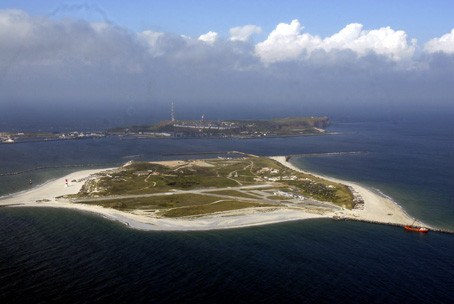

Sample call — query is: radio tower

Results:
[171,101,175,122]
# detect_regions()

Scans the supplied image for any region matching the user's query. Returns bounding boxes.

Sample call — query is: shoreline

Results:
[0,177,59,201]
[0,157,430,231]
[270,156,428,228]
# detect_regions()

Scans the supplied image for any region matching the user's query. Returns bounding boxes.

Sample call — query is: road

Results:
[72,184,340,211]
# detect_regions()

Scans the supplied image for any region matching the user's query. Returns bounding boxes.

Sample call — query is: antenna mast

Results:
[171,101,175,122]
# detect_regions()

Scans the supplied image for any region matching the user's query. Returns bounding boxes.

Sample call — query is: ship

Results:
[2,137,14,143]
[404,226,429,232]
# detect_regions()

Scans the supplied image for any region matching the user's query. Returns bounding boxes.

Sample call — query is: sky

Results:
[0,0,454,125]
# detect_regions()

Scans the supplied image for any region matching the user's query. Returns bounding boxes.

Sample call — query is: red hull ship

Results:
[404,226,429,232]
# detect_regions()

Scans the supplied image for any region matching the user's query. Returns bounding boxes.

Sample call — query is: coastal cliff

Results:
[108,116,331,138]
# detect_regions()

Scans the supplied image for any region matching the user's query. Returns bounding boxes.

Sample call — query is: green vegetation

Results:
[78,161,241,198]
[284,178,354,208]
[108,116,330,137]
[76,194,219,211]
[267,195,291,200]
[205,190,260,199]
[271,116,329,129]
[161,200,273,218]
[231,116,329,135]
[77,158,266,199]
[74,155,355,217]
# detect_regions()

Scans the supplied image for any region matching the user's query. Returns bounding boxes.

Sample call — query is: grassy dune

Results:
[205,190,260,199]
[75,194,219,211]
[74,156,355,215]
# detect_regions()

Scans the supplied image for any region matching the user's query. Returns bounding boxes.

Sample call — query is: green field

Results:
[205,190,261,199]
[73,156,355,216]
[108,116,330,137]
[76,194,219,211]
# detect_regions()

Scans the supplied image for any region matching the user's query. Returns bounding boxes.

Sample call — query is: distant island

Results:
[108,116,331,138]
[1,116,332,143]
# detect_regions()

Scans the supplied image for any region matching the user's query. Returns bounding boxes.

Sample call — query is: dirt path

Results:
[227,170,243,186]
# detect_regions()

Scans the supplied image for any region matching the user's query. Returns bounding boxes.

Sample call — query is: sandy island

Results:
[0,157,428,231]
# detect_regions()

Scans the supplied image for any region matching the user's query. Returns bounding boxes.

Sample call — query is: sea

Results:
[0,108,453,303]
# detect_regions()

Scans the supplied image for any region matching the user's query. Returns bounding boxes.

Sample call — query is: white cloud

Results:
[255,20,322,62]
[2,9,454,109]
[424,29,454,54]
[0,9,144,69]
[198,31,218,44]
[90,21,110,33]
[255,20,416,63]
[138,30,164,46]
[229,25,262,41]
[323,23,416,61]
[0,9,39,42]
[138,30,165,56]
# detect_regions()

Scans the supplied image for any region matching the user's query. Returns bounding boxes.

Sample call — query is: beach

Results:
[0,157,427,231]
[270,156,426,227]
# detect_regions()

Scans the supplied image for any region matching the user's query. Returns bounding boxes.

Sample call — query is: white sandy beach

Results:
[270,156,426,227]
[0,157,426,231]
[0,167,327,231]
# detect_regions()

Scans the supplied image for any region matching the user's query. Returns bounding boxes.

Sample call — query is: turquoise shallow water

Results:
[0,111,453,303]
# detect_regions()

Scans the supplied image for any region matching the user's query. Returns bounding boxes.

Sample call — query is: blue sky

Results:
[2,0,453,42]
[0,0,453,119]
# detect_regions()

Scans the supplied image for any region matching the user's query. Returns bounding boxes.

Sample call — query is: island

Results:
[1,116,333,145]
[0,154,428,231]
[108,116,332,138]
[1,116,332,144]
[0,131,105,144]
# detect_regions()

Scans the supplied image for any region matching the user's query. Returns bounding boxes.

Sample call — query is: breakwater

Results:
[333,216,454,235]
[286,151,367,161]
[162,151,258,157]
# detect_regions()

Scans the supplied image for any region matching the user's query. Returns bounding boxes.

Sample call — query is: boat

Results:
[2,137,14,143]
[404,226,429,232]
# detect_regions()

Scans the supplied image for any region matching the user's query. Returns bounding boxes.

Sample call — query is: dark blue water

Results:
[291,116,454,230]
[1,208,452,304]
[1,109,453,303]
